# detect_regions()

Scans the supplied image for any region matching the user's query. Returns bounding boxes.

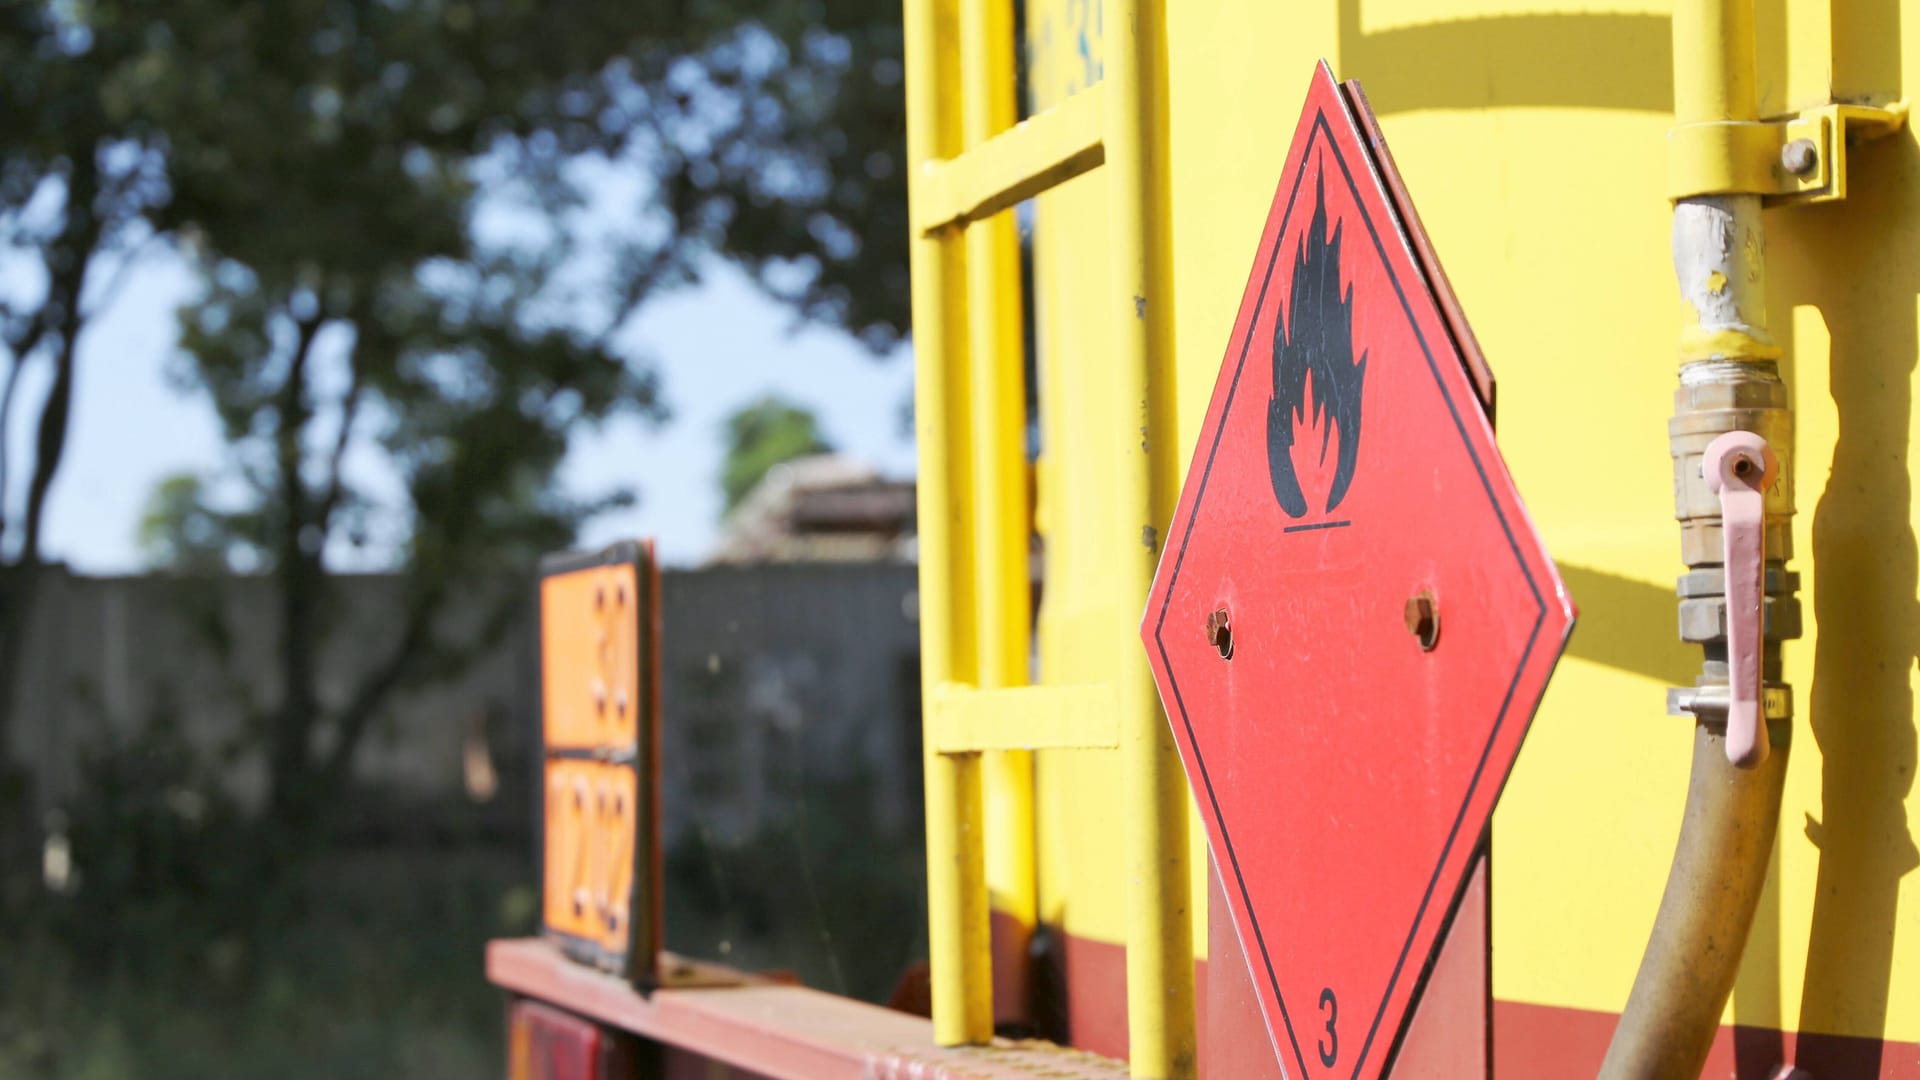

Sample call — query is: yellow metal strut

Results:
[902,0,1197,1074]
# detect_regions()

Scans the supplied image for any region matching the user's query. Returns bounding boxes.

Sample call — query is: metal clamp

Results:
[1667,100,1909,204]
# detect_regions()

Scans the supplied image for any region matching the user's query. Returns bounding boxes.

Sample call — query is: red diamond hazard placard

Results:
[1142,64,1575,1080]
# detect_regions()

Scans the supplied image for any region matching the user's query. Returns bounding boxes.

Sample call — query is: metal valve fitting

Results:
[1666,358,1801,757]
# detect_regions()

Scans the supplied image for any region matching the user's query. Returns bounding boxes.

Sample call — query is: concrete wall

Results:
[6,563,923,844]
[659,563,924,846]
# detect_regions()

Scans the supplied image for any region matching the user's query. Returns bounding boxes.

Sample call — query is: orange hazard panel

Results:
[542,759,641,958]
[541,560,642,750]
[538,542,661,988]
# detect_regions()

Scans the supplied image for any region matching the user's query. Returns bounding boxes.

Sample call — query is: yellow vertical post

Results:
[959,0,1037,1026]
[1104,1,1196,1077]
[905,0,994,1047]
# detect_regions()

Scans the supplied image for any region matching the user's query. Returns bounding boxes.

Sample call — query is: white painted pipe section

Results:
[1672,194,1775,356]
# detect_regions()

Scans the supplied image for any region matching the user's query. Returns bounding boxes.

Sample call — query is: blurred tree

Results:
[0,1,912,752]
[122,0,908,832]
[643,0,911,352]
[722,396,835,512]
[120,2,672,831]
[0,5,172,743]
[137,474,243,575]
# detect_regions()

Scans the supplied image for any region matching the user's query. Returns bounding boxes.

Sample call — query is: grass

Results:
[0,833,929,1078]
[0,845,536,1080]
[0,734,929,1080]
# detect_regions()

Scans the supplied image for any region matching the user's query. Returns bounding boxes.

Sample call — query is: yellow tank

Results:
[905,0,1920,1075]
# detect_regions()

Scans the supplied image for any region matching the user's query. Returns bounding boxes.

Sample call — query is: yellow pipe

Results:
[960,0,1038,1027]
[905,0,993,1046]
[1104,0,1196,1076]
[1669,0,1775,364]
[1671,0,1758,125]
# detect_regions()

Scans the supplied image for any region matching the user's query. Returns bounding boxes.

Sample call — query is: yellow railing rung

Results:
[928,683,1122,754]
[914,83,1108,236]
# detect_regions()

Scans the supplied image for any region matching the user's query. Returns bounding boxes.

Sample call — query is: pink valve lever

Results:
[1701,430,1778,768]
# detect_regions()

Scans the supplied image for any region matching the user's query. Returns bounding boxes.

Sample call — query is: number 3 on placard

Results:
[1317,987,1339,1068]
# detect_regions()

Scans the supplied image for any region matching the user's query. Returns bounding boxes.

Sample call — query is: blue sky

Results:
[27,249,916,574]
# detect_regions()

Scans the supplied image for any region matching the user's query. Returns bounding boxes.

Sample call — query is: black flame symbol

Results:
[1268,168,1368,519]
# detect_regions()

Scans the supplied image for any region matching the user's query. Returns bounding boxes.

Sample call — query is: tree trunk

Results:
[266,315,324,833]
[0,148,103,745]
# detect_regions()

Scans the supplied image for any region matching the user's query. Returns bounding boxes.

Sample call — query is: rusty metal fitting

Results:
[1204,606,1233,659]
[1675,567,1802,644]
[1403,590,1439,651]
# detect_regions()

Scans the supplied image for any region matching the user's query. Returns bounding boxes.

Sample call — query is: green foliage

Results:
[4,0,911,755]
[721,395,834,511]
[124,1,670,825]
[119,0,912,348]
[44,716,252,969]
[643,1,912,351]
[0,844,532,1080]
[0,3,177,730]
[0,708,534,1078]
[1,1,922,1071]
[100,0,909,826]
[136,475,245,573]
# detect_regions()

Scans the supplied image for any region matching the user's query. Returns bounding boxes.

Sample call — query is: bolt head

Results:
[1781,137,1819,177]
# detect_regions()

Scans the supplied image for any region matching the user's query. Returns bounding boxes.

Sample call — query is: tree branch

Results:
[3,314,54,373]
[0,353,33,549]
[0,296,61,550]
[318,579,441,789]
[78,228,162,322]
[18,151,105,568]
[271,311,326,549]
[313,335,364,532]
[0,148,106,734]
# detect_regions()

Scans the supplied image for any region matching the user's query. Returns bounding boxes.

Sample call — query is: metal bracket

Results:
[1667,101,1909,205]
[1773,102,1910,205]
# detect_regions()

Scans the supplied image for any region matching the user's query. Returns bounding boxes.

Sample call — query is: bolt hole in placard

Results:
[1142,63,1573,1080]
[1207,606,1235,659]
[1404,590,1440,651]
[538,540,662,988]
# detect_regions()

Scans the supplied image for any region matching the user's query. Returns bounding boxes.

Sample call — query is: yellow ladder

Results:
[903,1,1195,1076]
